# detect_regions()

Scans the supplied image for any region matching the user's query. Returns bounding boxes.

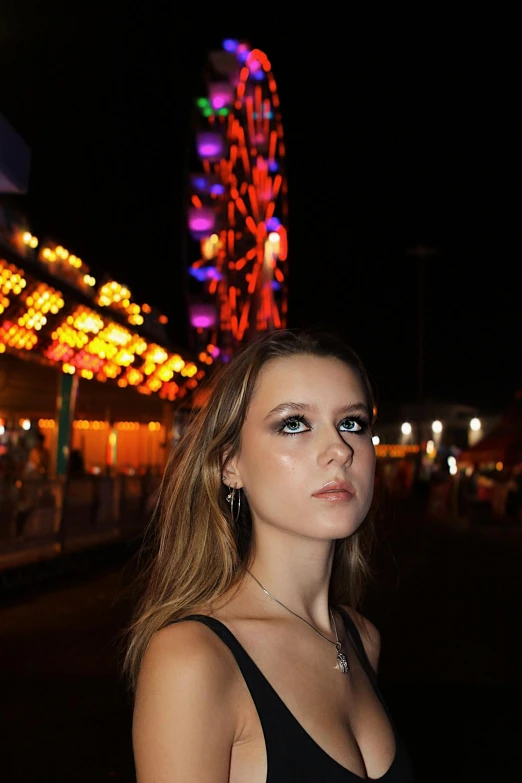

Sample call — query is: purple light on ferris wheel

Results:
[209,82,234,110]
[204,266,222,281]
[248,59,264,80]
[189,266,207,282]
[266,217,281,231]
[196,132,225,161]
[191,173,224,195]
[223,39,239,53]
[189,303,217,329]
[237,44,250,63]
[188,206,215,235]
[191,174,208,192]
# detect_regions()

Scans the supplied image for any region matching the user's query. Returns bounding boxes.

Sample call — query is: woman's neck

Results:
[244,532,336,635]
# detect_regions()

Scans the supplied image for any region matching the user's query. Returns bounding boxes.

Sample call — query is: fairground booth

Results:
[0,112,206,570]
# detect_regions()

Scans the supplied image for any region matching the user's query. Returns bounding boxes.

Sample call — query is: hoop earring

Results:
[234,487,241,523]
[225,482,241,524]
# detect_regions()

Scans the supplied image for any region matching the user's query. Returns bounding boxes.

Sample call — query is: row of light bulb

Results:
[370,417,483,447]
[400,418,481,436]
[40,245,82,268]
[20,239,168,328]
[2,418,163,435]
[22,232,39,249]
[0,418,34,431]
[97,281,145,325]
[1,268,198,394]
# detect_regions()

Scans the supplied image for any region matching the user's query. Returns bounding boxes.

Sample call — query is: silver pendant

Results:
[337,649,349,674]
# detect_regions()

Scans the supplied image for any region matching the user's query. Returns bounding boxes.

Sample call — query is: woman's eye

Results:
[280,417,309,434]
[339,418,364,433]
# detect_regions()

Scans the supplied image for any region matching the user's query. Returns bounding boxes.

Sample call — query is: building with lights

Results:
[0,220,204,477]
[0,112,206,568]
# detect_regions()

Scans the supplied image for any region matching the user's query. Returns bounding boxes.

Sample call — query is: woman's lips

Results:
[312,489,355,502]
[312,480,356,501]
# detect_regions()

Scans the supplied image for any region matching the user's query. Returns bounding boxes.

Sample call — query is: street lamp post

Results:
[406,245,438,485]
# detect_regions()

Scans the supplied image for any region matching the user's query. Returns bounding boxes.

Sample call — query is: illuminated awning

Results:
[0,250,204,402]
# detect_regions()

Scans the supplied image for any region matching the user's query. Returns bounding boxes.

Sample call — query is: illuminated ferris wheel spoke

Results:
[187,38,288,362]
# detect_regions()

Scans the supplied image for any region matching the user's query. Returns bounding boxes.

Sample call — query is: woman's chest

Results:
[226,626,395,781]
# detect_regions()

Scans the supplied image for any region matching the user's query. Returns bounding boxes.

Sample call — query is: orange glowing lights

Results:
[375,444,421,458]
[38,419,55,429]
[0,257,202,400]
[96,281,145,327]
[0,260,27,297]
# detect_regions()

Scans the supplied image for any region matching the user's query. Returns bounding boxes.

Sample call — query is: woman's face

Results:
[227,354,376,542]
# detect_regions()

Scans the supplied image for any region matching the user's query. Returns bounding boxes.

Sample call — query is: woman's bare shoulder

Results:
[136,618,241,701]
[339,605,381,672]
[133,619,241,782]
[145,617,233,661]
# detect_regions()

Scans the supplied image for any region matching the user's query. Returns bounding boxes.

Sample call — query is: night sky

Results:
[1,8,519,413]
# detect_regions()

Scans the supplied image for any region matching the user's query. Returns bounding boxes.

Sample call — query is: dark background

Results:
[1,6,520,410]
[0,12,520,780]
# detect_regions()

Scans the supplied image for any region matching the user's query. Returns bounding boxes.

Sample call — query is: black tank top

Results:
[173,608,414,781]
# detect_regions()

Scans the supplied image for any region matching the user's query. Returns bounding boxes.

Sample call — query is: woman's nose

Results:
[319,435,354,468]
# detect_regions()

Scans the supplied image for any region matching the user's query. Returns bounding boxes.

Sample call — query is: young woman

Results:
[126,330,414,782]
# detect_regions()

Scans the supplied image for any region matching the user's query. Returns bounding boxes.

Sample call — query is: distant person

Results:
[126,330,414,782]
[491,469,510,521]
[24,432,49,478]
[68,449,85,477]
[505,468,520,523]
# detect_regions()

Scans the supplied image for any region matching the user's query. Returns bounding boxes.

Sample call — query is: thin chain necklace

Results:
[246,569,349,674]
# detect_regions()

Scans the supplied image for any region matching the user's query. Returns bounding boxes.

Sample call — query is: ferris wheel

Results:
[186,38,288,364]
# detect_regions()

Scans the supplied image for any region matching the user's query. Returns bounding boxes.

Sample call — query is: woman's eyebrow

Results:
[336,402,369,417]
[264,401,368,421]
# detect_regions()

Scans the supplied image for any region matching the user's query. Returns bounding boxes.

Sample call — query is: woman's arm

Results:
[133,621,239,782]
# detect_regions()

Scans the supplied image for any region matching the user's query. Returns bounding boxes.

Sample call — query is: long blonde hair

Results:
[124,329,377,690]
